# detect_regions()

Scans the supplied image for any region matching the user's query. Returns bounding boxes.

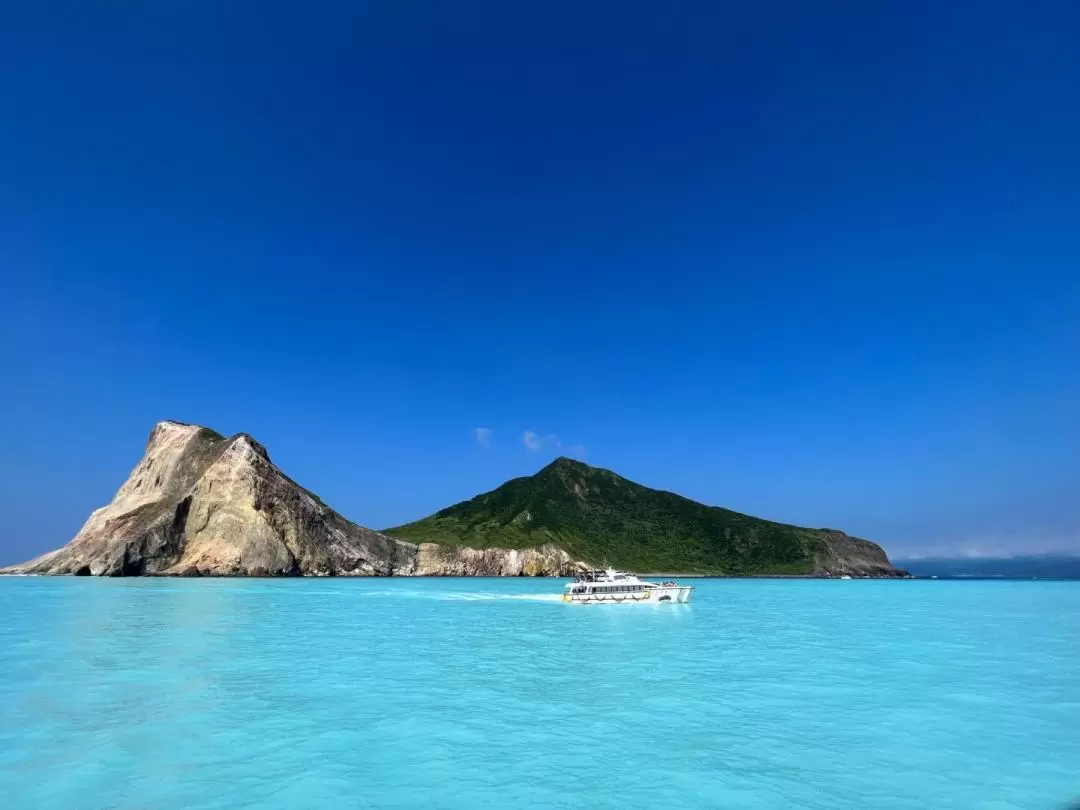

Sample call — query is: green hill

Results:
[385,457,903,576]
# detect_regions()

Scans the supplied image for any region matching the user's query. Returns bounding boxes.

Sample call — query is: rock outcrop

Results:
[1,422,579,577]
[415,543,579,576]
[811,530,901,578]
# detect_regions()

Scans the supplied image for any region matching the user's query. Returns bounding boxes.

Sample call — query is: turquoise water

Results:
[1,578,1077,809]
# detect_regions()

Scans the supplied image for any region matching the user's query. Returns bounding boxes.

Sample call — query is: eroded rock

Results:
[2,422,578,577]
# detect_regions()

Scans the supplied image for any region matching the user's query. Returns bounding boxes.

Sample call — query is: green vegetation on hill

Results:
[385,458,886,575]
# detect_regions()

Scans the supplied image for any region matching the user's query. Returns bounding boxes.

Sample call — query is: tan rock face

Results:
[413,543,581,576]
[1,422,586,577]
[812,531,901,578]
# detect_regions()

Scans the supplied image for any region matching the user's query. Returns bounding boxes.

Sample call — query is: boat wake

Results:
[443,592,564,603]
[326,589,565,603]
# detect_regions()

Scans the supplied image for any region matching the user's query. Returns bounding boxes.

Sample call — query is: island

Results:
[1,421,907,578]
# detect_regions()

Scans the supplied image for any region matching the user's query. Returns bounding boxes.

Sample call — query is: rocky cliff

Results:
[1,422,579,577]
[415,543,578,576]
[810,530,901,578]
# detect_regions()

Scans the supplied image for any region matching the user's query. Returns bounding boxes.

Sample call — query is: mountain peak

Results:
[229,432,270,462]
[538,456,591,474]
[3,421,409,576]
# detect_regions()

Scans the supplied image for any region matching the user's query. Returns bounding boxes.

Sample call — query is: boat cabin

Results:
[568,581,647,595]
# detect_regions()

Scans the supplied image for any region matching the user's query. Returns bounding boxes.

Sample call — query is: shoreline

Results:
[0,571,911,580]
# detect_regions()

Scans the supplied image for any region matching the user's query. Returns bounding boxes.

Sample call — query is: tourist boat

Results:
[563,568,693,604]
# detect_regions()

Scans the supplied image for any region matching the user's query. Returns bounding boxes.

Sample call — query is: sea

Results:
[1,577,1077,809]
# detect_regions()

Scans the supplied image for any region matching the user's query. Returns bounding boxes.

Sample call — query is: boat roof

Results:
[566,569,652,586]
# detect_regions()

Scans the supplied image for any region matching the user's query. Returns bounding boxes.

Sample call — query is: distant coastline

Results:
[897,555,1080,580]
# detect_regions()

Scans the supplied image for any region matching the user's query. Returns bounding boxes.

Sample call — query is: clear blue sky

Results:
[2,1,1078,564]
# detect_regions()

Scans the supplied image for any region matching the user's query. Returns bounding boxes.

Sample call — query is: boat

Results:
[839,574,853,580]
[563,568,693,604]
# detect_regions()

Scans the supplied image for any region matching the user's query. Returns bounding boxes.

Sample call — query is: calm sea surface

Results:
[1,577,1077,809]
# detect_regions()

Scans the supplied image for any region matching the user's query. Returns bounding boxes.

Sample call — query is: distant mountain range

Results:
[386,456,904,576]
[897,555,1080,579]
[2,422,905,577]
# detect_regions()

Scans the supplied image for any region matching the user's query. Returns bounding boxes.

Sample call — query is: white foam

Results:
[432,592,564,603]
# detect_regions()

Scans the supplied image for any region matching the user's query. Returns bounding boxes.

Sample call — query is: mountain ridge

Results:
[2,422,904,577]
[386,455,905,577]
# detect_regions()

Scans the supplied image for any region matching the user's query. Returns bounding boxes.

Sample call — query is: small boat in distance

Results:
[563,568,693,604]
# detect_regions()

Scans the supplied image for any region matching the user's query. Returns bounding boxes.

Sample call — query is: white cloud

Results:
[522,431,575,453]
[891,528,1080,561]
[474,427,492,448]
[522,431,543,451]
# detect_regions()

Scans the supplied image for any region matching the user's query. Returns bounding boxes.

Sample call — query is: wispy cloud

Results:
[522,431,575,453]
[474,427,492,448]
[566,444,587,458]
[890,527,1080,560]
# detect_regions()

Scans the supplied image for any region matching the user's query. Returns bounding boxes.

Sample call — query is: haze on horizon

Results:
[2,2,1078,565]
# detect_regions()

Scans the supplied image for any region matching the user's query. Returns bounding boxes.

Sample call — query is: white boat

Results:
[563,568,692,604]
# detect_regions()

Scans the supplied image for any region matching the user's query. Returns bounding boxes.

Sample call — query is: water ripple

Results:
[1,577,1077,809]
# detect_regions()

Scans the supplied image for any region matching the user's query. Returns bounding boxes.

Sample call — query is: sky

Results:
[2,1,1079,564]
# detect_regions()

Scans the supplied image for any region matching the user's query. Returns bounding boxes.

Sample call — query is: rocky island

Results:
[1,421,906,577]
[388,455,905,577]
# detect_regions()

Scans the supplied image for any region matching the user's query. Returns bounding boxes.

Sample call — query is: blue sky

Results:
[2,1,1078,564]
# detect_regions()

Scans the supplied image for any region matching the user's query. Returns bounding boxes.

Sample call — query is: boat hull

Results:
[563,585,692,604]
